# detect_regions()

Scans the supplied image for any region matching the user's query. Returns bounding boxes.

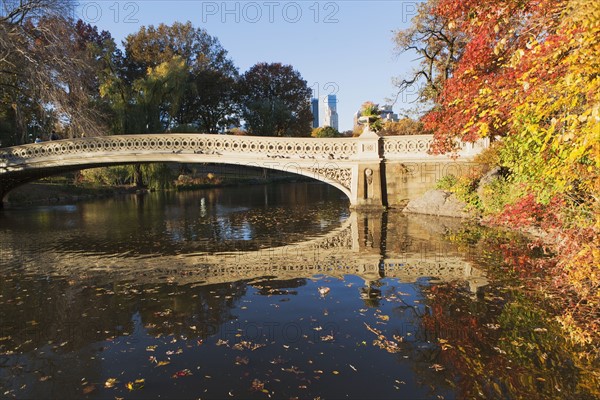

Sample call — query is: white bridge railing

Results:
[0,133,489,167]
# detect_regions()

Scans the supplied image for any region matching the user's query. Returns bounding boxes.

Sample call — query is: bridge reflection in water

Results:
[2,209,488,293]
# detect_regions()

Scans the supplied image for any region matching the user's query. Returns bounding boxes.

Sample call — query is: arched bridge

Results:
[0,133,488,208]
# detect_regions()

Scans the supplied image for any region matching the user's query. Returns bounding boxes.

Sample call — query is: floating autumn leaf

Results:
[429,364,445,372]
[126,379,145,391]
[320,334,334,342]
[233,340,265,351]
[250,378,269,394]
[155,361,170,367]
[318,287,330,296]
[104,378,118,388]
[280,365,302,376]
[82,385,95,395]
[172,369,193,378]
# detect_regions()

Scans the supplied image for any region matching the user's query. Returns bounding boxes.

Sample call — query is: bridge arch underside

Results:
[0,154,354,205]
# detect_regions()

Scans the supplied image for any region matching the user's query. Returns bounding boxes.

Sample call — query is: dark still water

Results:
[0,182,597,399]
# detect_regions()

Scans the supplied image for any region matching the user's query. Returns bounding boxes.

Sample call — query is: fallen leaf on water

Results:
[251,379,268,393]
[332,370,339,375]
[172,369,193,378]
[320,334,334,342]
[233,340,265,351]
[126,379,145,391]
[82,385,95,394]
[318,287,330,296]
[429,364,445,372]
[156,361,170,367]
[282,366,303,375]
[349,364,357,372]
[104,378,118,388]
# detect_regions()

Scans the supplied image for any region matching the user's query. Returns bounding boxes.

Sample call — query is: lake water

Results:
[0,182,597,399]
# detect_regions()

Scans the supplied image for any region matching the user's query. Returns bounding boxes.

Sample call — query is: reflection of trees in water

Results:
[415,281,598,399]
[8,184,349,257]
[251,278,307,296]
[0,278,247,351]
[360,281,383,308]
[0,275,249,398]
[138,281,248,339]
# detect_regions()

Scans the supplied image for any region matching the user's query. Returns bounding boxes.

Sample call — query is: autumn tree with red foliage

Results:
[396,0,599,349]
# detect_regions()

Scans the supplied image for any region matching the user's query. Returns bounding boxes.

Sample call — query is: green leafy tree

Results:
[122,21,238,133]
[380,118,428,136]
[237,63,312,136]
[311,126,340,138]
[177,69,238,134]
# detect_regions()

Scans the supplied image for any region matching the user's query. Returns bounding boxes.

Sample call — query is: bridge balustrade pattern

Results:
[0,133,489,207]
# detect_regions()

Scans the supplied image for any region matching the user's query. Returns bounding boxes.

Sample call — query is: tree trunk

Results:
[133,164,144,188]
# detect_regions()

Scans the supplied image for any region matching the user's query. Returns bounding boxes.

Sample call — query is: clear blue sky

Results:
[75,1,422,131]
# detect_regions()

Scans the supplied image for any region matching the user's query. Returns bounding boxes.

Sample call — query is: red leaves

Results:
[490,193,564,231]
[423,0,569,152]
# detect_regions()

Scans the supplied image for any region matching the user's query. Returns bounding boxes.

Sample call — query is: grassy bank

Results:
[3,166,310,207]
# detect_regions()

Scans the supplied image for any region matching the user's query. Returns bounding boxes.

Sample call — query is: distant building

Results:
[323,94,339,131]
[353,111,361,131]
[311,98,319,128]
[380,105,399,123]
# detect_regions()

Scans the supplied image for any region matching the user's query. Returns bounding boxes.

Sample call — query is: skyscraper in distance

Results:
[323,94,339,131]
[311,98,319,128]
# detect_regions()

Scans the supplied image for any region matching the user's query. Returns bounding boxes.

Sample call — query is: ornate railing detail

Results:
[381,135,490,159]
[308,167,352,190]
[0,134,359,166]
[381,135,433,157]
[0,134,490,169]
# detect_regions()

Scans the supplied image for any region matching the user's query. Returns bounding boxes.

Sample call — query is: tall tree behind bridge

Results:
[392,0,467,106]
[237,63,312,137]
[0,1,113,145]
[120,21,239,134]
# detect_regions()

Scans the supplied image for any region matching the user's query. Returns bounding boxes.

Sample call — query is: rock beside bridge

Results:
[402,189,476,219]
